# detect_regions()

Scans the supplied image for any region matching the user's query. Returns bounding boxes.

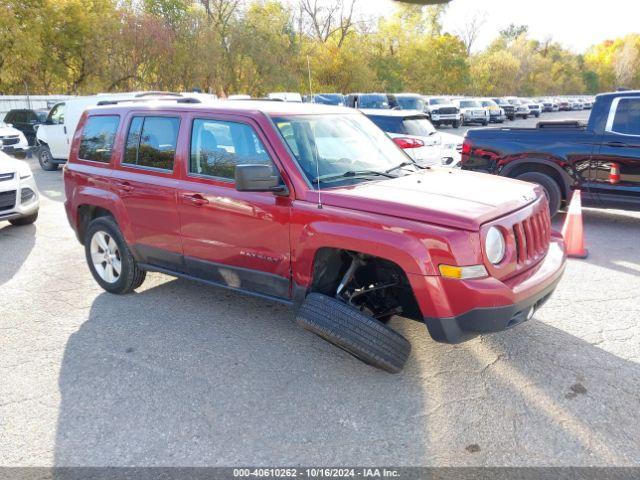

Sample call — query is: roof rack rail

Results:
[96,97,201,106]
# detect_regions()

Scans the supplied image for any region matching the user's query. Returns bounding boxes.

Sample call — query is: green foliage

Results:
[0,0,637,96]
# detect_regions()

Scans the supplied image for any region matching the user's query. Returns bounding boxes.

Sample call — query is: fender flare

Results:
[73,187,135,245]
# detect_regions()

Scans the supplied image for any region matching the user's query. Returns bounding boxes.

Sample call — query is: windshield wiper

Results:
[313,170,396,184]
[386,161,424,174]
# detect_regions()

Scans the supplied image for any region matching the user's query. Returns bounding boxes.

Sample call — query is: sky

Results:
[353,0,638,53]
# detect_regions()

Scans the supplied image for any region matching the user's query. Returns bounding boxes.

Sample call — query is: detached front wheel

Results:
[296,293,411,374]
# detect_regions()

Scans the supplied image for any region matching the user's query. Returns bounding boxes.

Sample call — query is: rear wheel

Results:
[84,217,146,294]
[452,120,460,129]
[516,171,562,217]
[37,146,58,171]
[296,293,411,374]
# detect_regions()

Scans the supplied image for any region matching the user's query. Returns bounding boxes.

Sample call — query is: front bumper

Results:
[430,114,461,123]
[0,175,40,222]
[489,113,506,122]
[413,236,566,344]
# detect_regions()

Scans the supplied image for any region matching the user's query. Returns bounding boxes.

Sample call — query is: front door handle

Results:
[114,181,134,193]
[604,141,627,148]
[181,193,209,206]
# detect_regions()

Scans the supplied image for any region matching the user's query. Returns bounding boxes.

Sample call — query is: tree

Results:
[500,23,528,42]
[455,11,487,55]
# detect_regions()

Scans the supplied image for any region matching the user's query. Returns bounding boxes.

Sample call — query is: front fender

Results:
[290,203,482,289]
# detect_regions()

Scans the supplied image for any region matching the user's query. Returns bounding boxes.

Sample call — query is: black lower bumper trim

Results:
[423,276,562,344]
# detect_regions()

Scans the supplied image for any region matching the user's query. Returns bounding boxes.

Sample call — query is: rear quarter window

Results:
[78,115,120,163]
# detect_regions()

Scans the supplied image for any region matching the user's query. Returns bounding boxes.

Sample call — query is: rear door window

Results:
[123,116,180,171]
[610,98,640,136]
[78,115,120,163]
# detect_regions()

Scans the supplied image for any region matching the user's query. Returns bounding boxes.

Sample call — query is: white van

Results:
[35,92,183,170]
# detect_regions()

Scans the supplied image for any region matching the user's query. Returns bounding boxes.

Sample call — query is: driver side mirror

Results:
[235,164,287,194]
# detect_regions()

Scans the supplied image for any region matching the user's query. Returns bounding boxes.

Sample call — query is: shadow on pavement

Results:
[53,275,640,466]
[0,223,36,287]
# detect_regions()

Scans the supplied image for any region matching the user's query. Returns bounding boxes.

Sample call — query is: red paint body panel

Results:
[64,100,567,330]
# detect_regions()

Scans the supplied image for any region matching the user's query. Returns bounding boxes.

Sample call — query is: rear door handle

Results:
[181,193,209,206]
[604,141,627,148]
[114,181,134,193]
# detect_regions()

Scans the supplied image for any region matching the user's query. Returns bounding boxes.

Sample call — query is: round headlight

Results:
[485,227,506,265]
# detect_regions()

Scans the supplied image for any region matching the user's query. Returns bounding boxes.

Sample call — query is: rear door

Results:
[175,113,292,300]
[113,113,184,269]
[588,97,640,207]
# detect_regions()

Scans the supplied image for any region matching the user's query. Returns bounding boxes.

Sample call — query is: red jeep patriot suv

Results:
[64,98,566,373]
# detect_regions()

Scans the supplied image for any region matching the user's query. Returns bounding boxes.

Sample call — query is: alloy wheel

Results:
[90,231,122,283]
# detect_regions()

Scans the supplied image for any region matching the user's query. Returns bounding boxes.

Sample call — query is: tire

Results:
[516,171,562,217]
[9,211,38,226]
[37,146,58,171]
[482,121,488,126]
[433,121,440,128]
[296,293,411,374]
[452,121,460,129]
[523,115,528,120]
[84,216,146,294]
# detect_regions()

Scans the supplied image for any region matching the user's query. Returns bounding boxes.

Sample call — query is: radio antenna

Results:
[315,148,322,209]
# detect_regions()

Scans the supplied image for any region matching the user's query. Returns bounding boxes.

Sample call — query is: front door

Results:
[44,103,69,159]
[176,114,292,300]
[588,96,640,207]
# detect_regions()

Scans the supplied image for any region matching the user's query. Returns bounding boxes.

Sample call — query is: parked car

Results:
[580,98,593,109]
[0,121,29,156]
[362,109,463,167]
[506,98,531,119]
[0,151,39,226]
[35,92,190,171]
[557,99,572,111]
[493,98,516,121]
[308,93,346,106]
[570,99,583,110]
[395,94,427,112]
[267,92,303,102]
[346,93,391,110]
[461,90,640,216]
[524,99,542,118]
[3,108,49,145]
[478,99,506,123]
[538,99,555,113]
[453,99,489,126]
[425,97,462,128]
[63,98,566,373]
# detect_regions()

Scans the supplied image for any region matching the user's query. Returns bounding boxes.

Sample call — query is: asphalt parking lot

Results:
[1,111,639,467]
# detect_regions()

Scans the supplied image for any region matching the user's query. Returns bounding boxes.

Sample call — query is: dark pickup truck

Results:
[460,91,640,216]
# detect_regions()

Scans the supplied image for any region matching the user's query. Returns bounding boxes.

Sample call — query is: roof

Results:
[596,90,640,101]
[360,109,427,117]
[88,99,355,117]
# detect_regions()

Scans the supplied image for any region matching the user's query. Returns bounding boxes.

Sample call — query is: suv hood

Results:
[312,168,540,231]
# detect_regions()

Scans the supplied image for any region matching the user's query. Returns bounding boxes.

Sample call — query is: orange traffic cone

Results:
[609,162,621,184]
[561,190,588,259]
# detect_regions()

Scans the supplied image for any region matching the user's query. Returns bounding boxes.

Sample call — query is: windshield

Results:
[397,96,425,111]
[480,100,497,107]
[358,95,389,109]
[429,98,448,105]
[460,100,481,108]
[273,114,411,188]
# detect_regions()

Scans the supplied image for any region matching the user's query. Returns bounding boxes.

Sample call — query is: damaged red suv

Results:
[64,98,566,373]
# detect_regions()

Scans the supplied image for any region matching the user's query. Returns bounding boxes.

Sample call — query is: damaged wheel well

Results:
[310,248,422,322]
